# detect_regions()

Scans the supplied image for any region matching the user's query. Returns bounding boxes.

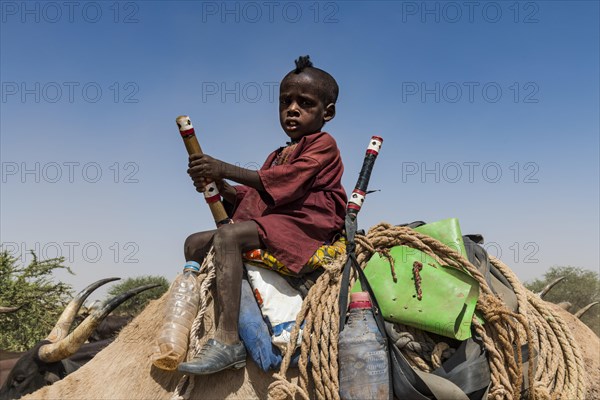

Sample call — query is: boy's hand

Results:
[188,176,229,196]
[188,153,225,179]
[187,154,225,192]
[188,153,265,193]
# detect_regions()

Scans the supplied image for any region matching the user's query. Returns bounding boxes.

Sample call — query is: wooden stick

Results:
[176,115,230,226]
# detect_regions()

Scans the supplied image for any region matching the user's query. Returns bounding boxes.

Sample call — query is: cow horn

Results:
[538,276,566,299]
[574,301,599,319]
[38,283,160,362]
[45,277,120,343]
[0,305,22,313]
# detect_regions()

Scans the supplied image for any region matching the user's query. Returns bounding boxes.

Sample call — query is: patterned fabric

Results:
[271,142,299,167]
[243,237,347,276]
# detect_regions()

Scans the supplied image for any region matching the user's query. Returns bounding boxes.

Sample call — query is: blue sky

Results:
[1,1,598,300]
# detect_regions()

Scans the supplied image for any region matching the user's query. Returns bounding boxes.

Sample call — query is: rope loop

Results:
[168,223,586,400]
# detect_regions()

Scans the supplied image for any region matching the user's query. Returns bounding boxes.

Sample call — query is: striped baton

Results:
[176,115,231,227]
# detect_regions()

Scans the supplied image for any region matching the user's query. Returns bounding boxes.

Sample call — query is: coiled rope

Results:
[268,256,346,400]
[173,222,586,400]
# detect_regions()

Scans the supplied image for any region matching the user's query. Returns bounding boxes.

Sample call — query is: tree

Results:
[525,266,599,337]
[105,275,169,316]
[0,251,74,351]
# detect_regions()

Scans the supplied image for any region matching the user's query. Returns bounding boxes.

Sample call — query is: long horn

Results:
[574,301,599,319]
[538,276,566,299]
[0,305,22,313]
[45,278,120,343]
[38,283,160,362]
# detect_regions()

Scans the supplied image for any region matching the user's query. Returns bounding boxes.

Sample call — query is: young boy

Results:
[178,56,346,375]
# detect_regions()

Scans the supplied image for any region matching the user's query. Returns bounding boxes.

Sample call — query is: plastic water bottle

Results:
[152,261,201,371]
[339,292,390,399]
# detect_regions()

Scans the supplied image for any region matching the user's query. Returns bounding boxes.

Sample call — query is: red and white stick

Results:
[176,115,230,226]
[347,136,383,218]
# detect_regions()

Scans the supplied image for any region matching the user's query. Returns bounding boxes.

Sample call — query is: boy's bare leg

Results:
[184,230,217,263]
[212,221,262,345]
[178,220,261,375]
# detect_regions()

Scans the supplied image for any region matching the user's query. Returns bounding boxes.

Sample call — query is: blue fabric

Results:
[272,321,296,336]
[238,279,299,371]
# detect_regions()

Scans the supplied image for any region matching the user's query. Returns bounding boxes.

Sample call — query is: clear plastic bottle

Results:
[152,261,201,371]
[339,292,390,399]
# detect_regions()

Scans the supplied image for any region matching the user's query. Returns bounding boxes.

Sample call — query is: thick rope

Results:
[490,257,586,399]
[350,223,585,400]
[268,256,346,400]
[171,222,585,400]
[354,223,532,400]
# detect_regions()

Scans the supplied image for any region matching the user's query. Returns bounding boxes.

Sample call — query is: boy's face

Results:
[279,73,335,141]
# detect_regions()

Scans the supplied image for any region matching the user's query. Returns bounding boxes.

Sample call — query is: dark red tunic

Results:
[227,131,347,273]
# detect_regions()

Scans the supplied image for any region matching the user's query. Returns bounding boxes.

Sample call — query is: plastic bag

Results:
[245,263,303,353]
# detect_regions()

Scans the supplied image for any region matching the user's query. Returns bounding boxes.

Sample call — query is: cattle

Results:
[74,314,132,343]
[20,289,299,400]
[0,351,23,388]
[537,275,599,319]
[557,301,573,310]
[0,278,158,400]
[18,285,600,400]
[574,301,599,319]
[0,314,131,388]
[536,276,567,298]
[0,340,112,399]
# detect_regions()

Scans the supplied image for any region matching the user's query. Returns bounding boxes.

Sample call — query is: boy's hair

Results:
[284,55,339,105]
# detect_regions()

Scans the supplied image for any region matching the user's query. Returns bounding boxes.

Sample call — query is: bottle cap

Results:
[184,260,200,273]
[350,292,370,302]
[349,291,372,309]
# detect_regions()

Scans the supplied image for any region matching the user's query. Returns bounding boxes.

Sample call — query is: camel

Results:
[22,280,600,400]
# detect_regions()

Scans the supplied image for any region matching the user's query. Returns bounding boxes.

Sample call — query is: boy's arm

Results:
[188,153,265,192]
[188,133,339,207]
[220,162,265,192]
[219,181,244,204]
[219,180,251,217]
[218,181,238,204]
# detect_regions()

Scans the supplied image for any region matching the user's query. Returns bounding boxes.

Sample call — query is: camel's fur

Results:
[24,290,299,400]
[24,288,599,399]
[547,302,600,399]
